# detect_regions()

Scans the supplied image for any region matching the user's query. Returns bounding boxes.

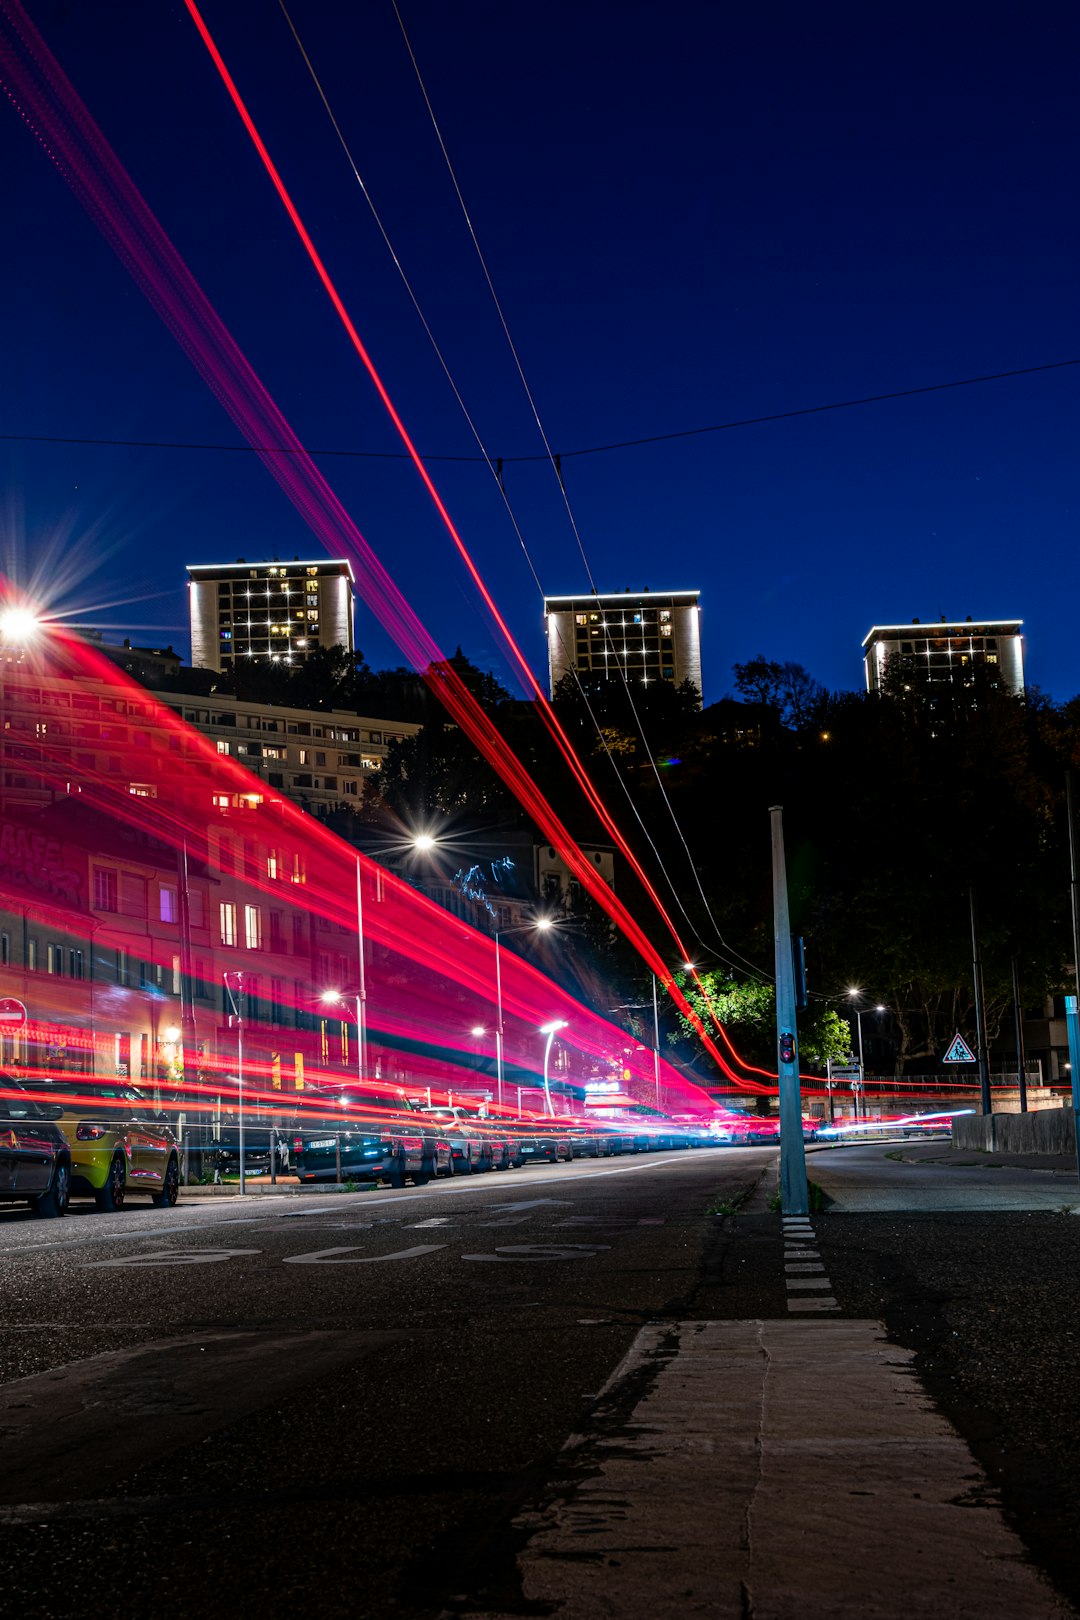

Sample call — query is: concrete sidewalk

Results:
[470,1212,1075,1620]
[886,1142,1080,1176]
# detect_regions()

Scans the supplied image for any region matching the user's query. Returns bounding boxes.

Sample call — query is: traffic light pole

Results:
[771,806,808,1216]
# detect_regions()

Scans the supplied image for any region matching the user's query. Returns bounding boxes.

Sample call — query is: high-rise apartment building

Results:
[544,589,702,700]
[188,558,355,673]
[863,618,1024,697]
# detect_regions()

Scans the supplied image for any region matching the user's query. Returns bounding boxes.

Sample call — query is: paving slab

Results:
[472,1319,1074,1620]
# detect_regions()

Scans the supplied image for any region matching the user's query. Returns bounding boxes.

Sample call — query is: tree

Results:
[667,969,849,1070]
[731,656,826,730]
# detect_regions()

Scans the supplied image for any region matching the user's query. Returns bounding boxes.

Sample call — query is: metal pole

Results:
[355,857,368,1085]
[770,806,808,1216]
[543,1028,556,1117]
[1067,772,1080,1011]
[651,973,662,1112]
[1011,955,1028,1113]
[969,887,992,1115]
[1065,996,1080,1188]
[494,933,505,1112]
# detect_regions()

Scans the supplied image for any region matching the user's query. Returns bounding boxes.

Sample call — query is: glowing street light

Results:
[846,989,886,1120]
[0,605,41,644]
[493,917,556,1112]
[321,987,365,1088]
[539,1018,569,1118]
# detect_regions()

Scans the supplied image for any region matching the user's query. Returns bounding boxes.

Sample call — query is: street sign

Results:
[828,1064,862,1082]
[0,998,27,1030]
[943,1032,977,1064]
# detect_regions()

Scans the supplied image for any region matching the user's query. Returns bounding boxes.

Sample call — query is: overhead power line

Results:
[1,358,1074,465]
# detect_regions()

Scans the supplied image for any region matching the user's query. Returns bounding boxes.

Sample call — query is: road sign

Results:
[0,998,27,1030]
[943,1032,976,1064]
[828,1064,862,1082]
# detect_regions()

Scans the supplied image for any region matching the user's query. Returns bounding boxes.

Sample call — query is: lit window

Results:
[160,886,178,924]
[93,868,118,912]
[219,902,237,947]
[244,905,262,950]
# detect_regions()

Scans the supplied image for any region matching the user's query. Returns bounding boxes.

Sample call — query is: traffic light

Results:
[779,1031,796,1065]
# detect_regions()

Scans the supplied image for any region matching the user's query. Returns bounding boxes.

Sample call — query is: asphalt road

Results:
[4,1144,1080,1617]
[0,1147,778,1619]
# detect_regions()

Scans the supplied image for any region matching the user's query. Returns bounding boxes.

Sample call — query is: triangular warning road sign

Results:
[943,1032,976,1063]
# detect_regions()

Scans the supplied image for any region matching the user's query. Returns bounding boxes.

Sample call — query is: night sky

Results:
[2,0,1077,704]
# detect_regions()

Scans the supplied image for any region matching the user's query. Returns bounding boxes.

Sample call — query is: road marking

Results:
[407,1218,452,1228]
[83,1247,261,1269]
[462,1243,610,1263]
[488,1199,574,1212]
[778,1220,841,1312]
[282,1244,445,1266]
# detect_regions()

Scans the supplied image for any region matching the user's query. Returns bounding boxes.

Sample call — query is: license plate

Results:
[309,1138,336,1149]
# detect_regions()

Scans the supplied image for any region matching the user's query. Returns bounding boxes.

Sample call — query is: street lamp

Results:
[539,1018,568,1117]
[0,605,41,644]
[493,917,554,1112]
[846,989,885,1121]
[321,989,364,1089]
[223,970,245,1194]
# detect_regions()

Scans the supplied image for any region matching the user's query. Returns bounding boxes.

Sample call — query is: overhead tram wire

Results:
[2,358,1074,461]
[386,0,771,992]
[0,0,755,1083]
[279,0,770,1035]
[192,0,769,1079]
[158,1,760,1084]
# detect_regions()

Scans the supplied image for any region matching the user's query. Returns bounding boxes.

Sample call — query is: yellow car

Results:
[34,1078,181,1212]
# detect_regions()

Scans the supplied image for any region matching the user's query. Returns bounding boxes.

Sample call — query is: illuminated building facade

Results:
[543,589,702,700]
[188,558,355,673]
[0,664,419,820]
[863,619,1025,697]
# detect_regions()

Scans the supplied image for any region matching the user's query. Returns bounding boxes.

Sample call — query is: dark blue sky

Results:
[2,0,1077,702]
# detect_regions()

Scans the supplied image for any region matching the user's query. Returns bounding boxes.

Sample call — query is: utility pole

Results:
[770,806,808,1216]
[1065,773,1080,1187]
[1011,956,1028,1114]
[651,973,662,1113]
[969,887,992,1116]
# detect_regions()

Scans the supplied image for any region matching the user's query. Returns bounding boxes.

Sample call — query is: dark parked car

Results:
[512,1120,574,1165]
[0,1085,71,1217]
[292,1094,440,1186]
[210,1127,291,1179]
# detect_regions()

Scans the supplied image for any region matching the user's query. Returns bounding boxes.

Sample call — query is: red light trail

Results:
[0,0,772,1091]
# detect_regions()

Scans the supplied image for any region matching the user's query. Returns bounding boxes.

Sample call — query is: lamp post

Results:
[539,1019,568,1117]
[494,917,554,1112]
[846,990,885,1121]
[321,989,363,1089]
[223,970,245,1194]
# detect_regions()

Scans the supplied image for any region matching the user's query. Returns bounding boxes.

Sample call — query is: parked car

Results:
[0,1082,71,1217]
[739,1118,781,1145]
[293,1094,441,1186]
[511,1120,574,1165]
[419,1107,514,1173]
[210,1126,291,1178]
[12,1076,181,1211]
